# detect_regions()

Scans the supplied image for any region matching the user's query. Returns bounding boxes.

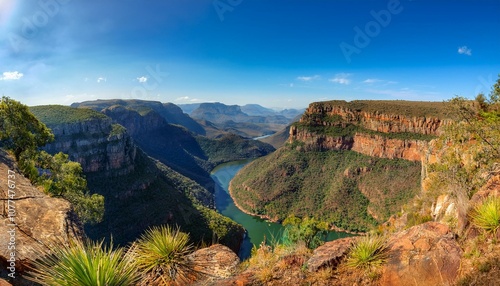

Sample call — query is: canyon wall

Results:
[290,101,450,162]
[43,117,136,177]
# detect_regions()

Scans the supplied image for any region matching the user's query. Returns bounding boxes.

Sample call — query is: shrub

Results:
[27,239,139,286]
[129,225,196,285]
[347,235,388,270]
[470,196,500,235]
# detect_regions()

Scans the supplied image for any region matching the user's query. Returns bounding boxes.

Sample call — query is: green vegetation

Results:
[129,225,196,285]
[426,75,500,234]
[346,235,388,270]
[0,97,54,160]
[27,239,139,286]
[27,226,208,285]
[85,149,244,251]
[231,146,421,232]
[470,196,500,236]
[282,215,329,249]
[1,97,104,224]
[29,151,104,224]
[30,105,108,126]
[109,123,126,137]
[196,133,275,165]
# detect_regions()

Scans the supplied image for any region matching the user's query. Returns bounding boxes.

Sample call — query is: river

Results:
[211,159,353,259]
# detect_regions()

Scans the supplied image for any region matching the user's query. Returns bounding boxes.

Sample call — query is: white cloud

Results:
[137,76,148,83]
[363,79,398,85]
[175,96,199,102]
[97,77,107,83]
[458,46,472,56]
[363,78,382,84]
[297,75,320,82]
[329,73,352,85]
[0,71,24,80]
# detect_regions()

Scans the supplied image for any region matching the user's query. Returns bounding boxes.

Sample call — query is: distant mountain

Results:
[189,102,295,138]
[259,114,302,148]
[240,104,276,117]
[191,102,250,124]
[278,108,306,119]
[178,103,201,115]
[72,99,206,135]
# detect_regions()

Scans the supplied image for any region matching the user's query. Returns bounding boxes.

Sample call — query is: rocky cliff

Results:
[0,149,83,282]
[290,100,450,161]
[30,106,136,177]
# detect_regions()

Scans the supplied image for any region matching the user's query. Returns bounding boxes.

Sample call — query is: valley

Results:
[2,95,500,285]
[2,2,498,284]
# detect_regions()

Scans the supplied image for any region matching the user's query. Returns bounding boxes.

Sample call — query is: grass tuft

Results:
[128,225,196,285]
[27,239,139,286]
[470,196,500,236]
[346,235,388,270]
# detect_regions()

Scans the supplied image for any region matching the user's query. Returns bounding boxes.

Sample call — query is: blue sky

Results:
[0,0,499,109]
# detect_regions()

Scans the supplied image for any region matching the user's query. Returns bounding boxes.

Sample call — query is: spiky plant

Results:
[346,235,388,270]
[470,196,500,235]
[129,225,196,285]
[26,239,139,286]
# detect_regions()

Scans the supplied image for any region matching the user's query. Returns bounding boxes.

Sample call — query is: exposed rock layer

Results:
[42,117,136,177]
[0,150,83,277]
[290,101,449,162]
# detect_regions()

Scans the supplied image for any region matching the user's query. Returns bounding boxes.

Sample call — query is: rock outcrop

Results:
[0,149,83,279]
[307,237,358,272]
[290,100,450,162]
[188,244,240,284]
[380,222,462,286]
[304,102,447,135]
[41,115,136,177]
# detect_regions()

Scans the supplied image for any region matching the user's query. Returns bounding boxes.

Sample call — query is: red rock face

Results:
[304,103,449,136]
[352,133,426,161]
[380,222,462,286]
[290,103,448,162]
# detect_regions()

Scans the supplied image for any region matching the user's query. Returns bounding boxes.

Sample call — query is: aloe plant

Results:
[129,225,197,285]
[27,239,139,286]
[347,235,388,270]
[470,196,500,235]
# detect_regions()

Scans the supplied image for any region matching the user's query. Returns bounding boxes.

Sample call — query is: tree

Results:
[0,98,104,224]
[38,152,104,224]
[0,97,54,160]
[282,215,329,249]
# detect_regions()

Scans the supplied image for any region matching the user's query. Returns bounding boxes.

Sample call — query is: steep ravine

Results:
[30,106,244,252]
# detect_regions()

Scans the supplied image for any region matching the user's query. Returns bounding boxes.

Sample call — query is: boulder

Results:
[307,237,359,272]
[188,244,240,283]
[380,222,462,286]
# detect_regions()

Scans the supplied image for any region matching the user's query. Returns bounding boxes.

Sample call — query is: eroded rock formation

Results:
[0,150,83,277]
